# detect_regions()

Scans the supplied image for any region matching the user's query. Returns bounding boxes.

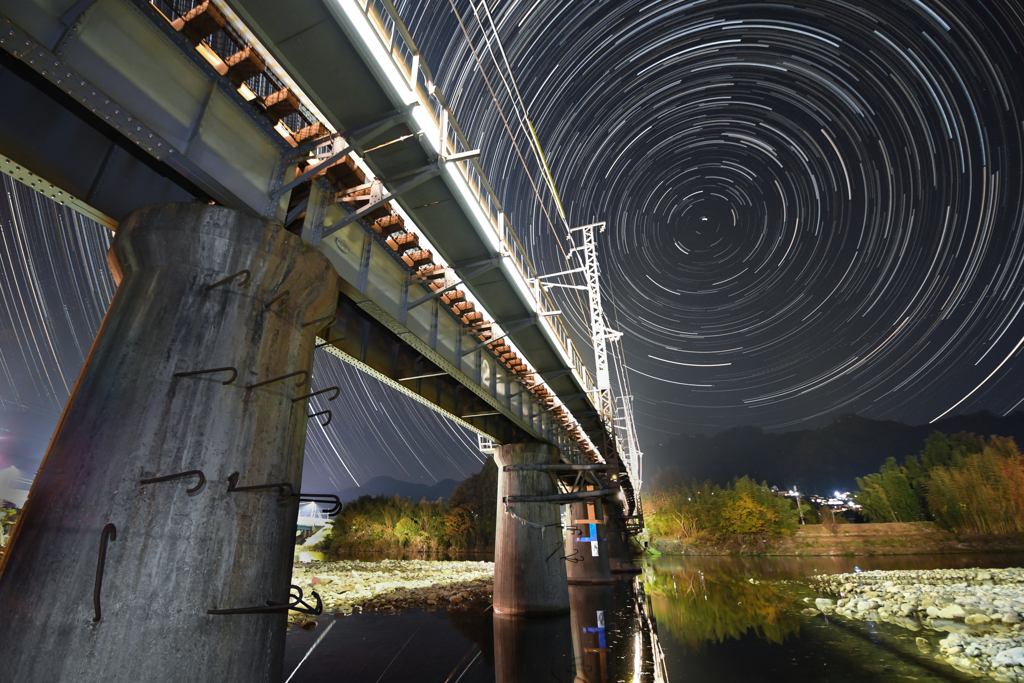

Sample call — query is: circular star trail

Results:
[402,0,1024,434]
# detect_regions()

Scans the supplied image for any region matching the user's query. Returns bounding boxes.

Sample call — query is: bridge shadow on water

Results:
[283,578,659,683]
[284,554,1024,683]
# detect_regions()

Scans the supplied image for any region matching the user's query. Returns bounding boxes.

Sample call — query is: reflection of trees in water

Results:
[646,568,801,650]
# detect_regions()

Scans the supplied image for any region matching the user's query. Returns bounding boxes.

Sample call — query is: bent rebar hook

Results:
[247,371,309,390]
[93,523,116,622]
[140,470,206,494]
[292,386,340,403]
[208,585,323,616]
[308,410,332,426]
[173,367,238,386]
[227,472,293,502]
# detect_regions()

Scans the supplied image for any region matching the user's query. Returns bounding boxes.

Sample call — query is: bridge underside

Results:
[0,0,640,518]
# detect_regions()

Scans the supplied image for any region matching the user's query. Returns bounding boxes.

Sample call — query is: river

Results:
[283,552,1024,682]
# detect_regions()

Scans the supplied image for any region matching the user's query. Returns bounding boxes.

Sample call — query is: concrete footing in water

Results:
[0,203,338,683]
[564,494,614,585]
[602,500,642,575]
[492,442,570,615]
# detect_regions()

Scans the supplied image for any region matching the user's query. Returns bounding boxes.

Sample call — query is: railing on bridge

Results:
[357,0,598,404]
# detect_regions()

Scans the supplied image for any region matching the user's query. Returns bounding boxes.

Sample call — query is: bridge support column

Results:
[493,442,569,615]
[601,501,642,575]
[0,203,338,683]
[564,494,613,585]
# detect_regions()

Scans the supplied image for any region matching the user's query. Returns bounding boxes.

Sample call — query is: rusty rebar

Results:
[265,290,290,309]
[173,367,238,385]
[226,472,293,502]
[208,585,322,616]
[205,269,250,291]
[292,386,340,403]
[93,523,116,622]
[140,470,206,494]
[246,371,309,389]
[307,410,331,426]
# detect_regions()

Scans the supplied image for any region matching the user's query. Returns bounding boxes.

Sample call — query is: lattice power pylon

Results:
[568,222,622,425]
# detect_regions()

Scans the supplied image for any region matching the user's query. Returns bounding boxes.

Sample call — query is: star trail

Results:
[5,0,1024,493]
[0,176,484,491]
[401,0,1024,435]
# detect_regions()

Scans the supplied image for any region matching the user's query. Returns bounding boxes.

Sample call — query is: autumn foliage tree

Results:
[645,476,798,545]
[854,432,1024,535]
[319,459,499,556]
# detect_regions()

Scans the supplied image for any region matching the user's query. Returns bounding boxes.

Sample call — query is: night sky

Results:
[4,0,1024,496]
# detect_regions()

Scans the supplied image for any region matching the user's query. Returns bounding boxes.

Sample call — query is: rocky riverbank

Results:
[288,559,494,626]
[813,567,1024,680]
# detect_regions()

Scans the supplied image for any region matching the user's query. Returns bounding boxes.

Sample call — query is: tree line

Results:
[645,430,1024,544]
[853,432,1024,535]
[645,475,800,545]
[317,459,498,556]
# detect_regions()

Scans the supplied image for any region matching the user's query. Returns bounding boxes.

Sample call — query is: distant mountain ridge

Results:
[332,476,461,503]
[647,411,1024,494]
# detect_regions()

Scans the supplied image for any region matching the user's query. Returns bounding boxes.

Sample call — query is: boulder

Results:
[994,647,1024,667]
[938,604,967,620]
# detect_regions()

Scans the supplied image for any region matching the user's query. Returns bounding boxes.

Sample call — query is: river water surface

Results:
[284,552,1024,682]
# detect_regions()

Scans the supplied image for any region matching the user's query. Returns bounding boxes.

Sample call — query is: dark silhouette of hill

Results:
[333,476,460,503]
[646,411,1024,494]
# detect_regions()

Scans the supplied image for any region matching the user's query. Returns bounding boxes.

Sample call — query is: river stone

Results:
[815,598,834,612]
[965,614,992,625]
[857,601,874,612]
[801,608,820,616]
[994,647,1024,667]
[938,604,967,620]
[916,637,932,654]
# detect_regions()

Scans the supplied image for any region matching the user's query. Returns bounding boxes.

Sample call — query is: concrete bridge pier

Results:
[0,203,338,682]
[564,494,614,585]
[601,501,642,575]
[493,442,570,615]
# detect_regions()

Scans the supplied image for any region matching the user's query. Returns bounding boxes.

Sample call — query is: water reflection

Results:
[489,579,668,683]
[283,553,1024,682]
[644,564,801,650]
[646,553,1024,683]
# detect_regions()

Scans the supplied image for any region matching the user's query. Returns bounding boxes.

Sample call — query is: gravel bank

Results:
[813,567,1024,681]
[288,559,494,624]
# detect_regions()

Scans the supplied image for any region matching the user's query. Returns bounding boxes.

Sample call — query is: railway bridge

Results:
[0,0,645,680]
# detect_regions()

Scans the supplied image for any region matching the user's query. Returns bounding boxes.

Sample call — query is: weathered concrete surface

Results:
[492,442,569,615]
[601,500,641,574]
[0,203,338,682]
[564,496,613,585]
